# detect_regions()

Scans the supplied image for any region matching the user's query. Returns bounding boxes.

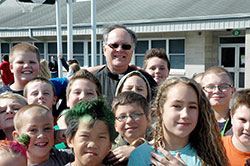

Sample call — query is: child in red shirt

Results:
[0,55,14,85]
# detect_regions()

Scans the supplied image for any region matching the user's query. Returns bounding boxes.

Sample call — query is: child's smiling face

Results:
[161,83,199,144]
[10,51,40,86]
[232,105,250,147]
[114,103,150,144]
[67,118,112,166]
[14,107,54,164]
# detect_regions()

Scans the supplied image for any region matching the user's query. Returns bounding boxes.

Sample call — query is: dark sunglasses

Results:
[108,43,132,50]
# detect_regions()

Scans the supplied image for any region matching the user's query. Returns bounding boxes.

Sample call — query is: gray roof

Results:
[1,0,250,36]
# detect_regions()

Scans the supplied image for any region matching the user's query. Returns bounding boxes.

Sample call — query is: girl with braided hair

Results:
[129,77,228,166]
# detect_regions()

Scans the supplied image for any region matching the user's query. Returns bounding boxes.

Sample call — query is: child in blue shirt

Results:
[129,77,229,166]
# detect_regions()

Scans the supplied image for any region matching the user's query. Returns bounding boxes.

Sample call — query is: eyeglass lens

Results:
[108,43,132,50]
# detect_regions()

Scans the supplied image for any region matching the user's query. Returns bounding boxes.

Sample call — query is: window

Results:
[73,42,84,66]
[48,42,68,63]
[88,41,102,66]
[1,43,10,54]
[152,40,166,49]
[169,39,185,69]
[34,43,44,60]
[134,41,148,67]
[134,39,185,69]
[220,37,245,44]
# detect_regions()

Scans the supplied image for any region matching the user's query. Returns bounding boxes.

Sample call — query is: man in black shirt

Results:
[49,56,58,78]
[93,24,157,106]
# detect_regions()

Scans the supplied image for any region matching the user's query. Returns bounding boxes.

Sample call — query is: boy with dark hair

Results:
[65,98,116,166]
[108,91,151,165]
[143,48,170,85]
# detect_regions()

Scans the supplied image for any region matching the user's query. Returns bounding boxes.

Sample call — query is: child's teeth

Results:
[36,143,46,146]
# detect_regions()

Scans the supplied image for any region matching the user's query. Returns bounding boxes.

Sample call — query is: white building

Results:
[1,0,250,88]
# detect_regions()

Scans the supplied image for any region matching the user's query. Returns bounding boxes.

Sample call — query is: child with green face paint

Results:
[65,98,116,166]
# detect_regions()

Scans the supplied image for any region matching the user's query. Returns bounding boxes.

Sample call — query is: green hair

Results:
[65,97,116,142]
[16,134,30,148]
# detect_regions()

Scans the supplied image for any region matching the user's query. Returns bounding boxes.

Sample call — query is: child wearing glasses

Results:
[129,77,228,166]
[107,91,151,165]
[201,66,236,136]
[222,89,250,166]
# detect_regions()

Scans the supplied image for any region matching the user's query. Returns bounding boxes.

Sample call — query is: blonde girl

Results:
[129,77,228,166]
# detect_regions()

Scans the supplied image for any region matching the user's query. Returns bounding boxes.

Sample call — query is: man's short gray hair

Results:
[102,24,137,46]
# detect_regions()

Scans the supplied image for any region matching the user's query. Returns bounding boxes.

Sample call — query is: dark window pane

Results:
[239,47,245,68]
[35,43,44,54]
[135,55,145,68]
[97,55,100,66]
[88,55,100,66]
[48,43,57,54]
[170,55,184,69]
[151,40,166,49]
[221,47,235,67]
[135,41,148,54]
[62,42,67,54]
[88,42,100,54]
[48,43,66,54]
[73,42,84,54]
[12,43,19,47]
[73,56,84,66]
[220,37,245,44]
[1,43,9,53]
[239,72,244,88]
[88,42,91,54]
[97,42,100,54]
[169,39,184,54]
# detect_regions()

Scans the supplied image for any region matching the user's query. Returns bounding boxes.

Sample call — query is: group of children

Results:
[0,42,249,166]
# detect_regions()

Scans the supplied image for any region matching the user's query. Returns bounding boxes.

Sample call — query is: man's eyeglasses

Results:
[203,83,232,93]
[116,112,144,122]
[108,43,132,50]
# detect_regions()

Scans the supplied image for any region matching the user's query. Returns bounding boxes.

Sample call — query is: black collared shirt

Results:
[93,65,157,106]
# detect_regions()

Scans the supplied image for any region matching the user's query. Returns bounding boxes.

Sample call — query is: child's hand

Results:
[57,53,63,59]
[150,147,187,166]
[54,129,66,145]
[107,145,135,165]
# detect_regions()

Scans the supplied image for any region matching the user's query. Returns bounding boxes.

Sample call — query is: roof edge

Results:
[1,13,250,31]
